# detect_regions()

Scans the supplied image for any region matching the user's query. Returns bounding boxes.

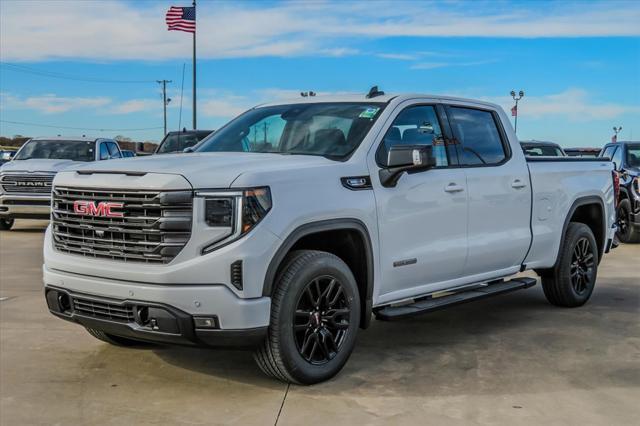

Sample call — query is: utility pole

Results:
[510,90,525,134]
[157,80,172,136]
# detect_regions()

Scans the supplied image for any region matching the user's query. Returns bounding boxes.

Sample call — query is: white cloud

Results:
[484,88,640,121]
[1,1,638,62]
[411,60,497,70]
[376,53,418,61]
[1,93,111,114]
[110,99,159,114]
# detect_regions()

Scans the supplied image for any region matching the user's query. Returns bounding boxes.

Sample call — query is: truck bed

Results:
[523,158,615,269]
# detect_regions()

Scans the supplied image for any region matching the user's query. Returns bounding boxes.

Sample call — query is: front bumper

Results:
[0,193,51,219]
[43,266,271,347]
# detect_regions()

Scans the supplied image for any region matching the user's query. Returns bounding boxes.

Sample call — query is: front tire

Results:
[542,222,599,307]
[0,218,14,230]
[254,250,360,384]
[617,199,640,243]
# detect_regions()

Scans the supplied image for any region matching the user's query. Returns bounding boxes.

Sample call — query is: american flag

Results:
[511,104,518,117]
[166,6,196,33]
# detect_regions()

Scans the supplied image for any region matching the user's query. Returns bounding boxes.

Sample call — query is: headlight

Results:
[242,187,272,234]
[198,187,271,254]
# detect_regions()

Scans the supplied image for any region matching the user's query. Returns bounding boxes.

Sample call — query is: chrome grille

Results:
[72,295,135,322]
[1,173,54,193]
[52,186,193,264]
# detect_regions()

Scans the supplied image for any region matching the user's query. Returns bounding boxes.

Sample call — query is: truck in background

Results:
[600,141,640,243]
[0,137,123,230]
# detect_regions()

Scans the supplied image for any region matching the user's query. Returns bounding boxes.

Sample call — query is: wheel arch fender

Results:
[552,195,607,268]
[262,218,375,329]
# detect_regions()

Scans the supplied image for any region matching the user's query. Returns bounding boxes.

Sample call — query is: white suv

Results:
[43,91,616,384]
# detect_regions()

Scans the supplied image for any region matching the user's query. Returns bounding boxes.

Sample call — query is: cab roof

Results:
[29,136,110,142]
[256,93,501,111]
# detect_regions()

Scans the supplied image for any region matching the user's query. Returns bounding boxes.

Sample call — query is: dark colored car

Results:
[599,141,640,243]
[155,129,214,154]
[520,140,566,157]
[565,147,602,157]
[121,150,136,158]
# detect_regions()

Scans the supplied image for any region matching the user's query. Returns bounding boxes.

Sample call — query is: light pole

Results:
[612,126,622,142]
[157,80,172,136]
[510,90,525,134]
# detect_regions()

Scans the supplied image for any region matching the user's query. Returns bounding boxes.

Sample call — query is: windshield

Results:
[14,140,95,161]
[156,131,212,154]
[627,144,640,167]
[195,103,385,159]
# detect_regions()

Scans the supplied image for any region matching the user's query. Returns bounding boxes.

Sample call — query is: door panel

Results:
[374,168,468,297]
[371,103,469,300]
[463,164,531,274]
[446,105,531,275]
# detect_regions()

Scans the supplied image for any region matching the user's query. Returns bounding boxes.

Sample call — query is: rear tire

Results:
[85,328,147,347]
[616,199,640,243]
[542,222,599,307]
[254,250,360,384]
[0,218,14,230]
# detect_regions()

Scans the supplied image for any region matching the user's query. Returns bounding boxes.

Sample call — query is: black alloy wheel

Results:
[570,237,595,295]
[293,276,351,365]
[618,203,630,238]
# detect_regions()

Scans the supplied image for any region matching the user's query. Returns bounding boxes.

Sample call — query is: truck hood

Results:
[0,158,81,173]
[67,152,336,188]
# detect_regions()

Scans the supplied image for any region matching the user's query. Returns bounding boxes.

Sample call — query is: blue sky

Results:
[1,0,639,146]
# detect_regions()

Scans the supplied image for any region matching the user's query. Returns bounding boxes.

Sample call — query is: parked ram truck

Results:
[43,94,617,384]
[0,137,123,230]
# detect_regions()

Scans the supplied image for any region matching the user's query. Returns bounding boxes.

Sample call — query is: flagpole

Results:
[192,0,197,130]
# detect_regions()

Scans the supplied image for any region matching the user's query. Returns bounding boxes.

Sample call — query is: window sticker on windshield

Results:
[359,107,380,119]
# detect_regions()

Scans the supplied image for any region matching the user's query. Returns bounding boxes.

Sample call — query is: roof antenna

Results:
[366,85,384,99]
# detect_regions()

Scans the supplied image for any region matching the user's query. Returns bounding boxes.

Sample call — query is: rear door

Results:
[371,102,469,302]
[446,105,531,276]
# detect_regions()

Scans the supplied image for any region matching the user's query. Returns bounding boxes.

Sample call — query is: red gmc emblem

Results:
[73,200,124,218]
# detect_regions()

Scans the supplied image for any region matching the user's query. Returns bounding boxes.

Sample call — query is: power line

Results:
[0,120,162,132]
[0,62,157,84]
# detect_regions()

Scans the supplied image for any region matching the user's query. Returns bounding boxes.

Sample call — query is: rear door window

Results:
[601,146,617,159]
[99,143,110,160]
[611,146,623,170]
[448,107,508,166]
[107,142,121,159]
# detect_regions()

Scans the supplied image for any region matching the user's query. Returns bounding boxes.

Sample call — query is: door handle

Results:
[511,179,527,189]
[444,183,464,193]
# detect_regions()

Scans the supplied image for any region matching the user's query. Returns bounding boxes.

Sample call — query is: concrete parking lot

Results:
[1,220,638,425]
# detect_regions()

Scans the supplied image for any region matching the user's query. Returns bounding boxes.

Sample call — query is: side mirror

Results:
[379,144,436,187]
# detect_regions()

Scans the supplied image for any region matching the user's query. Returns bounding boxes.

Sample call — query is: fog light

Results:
[58,293,71,312]
[194,316,218,329]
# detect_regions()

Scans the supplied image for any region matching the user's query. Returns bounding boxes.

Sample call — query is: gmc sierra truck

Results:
[0,137,123,230]
[43,92,617,384]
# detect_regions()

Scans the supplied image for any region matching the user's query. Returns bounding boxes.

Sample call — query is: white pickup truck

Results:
[43,92,617,384]
[0,137,123,230]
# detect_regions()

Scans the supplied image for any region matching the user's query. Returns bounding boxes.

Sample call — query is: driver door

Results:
[370,102,469,304]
